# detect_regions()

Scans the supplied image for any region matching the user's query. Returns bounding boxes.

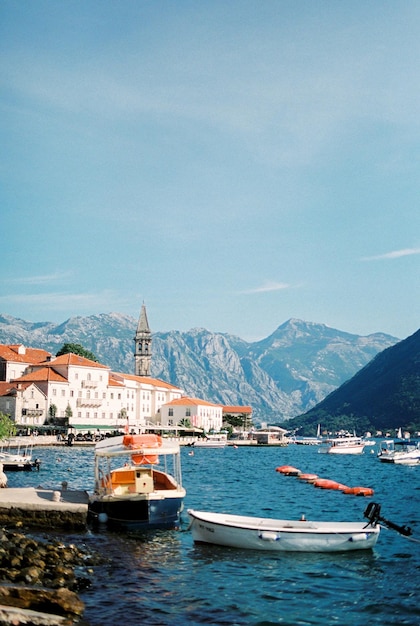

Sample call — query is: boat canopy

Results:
[94,435,181,458]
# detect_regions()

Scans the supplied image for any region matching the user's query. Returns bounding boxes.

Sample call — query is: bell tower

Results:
[134,303,152,376]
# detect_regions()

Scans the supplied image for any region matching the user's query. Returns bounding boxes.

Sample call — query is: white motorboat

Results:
[0,438,41,471]
[378,439,420,465]
[318,436,365,455]
[193,435,227,448]
[188,508,381,552]
[88,434,186,530]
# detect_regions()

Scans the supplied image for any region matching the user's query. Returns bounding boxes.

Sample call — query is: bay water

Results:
[6,443,420,625]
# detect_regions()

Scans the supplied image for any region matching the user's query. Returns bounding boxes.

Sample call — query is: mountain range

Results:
[287,328,420,435]
[0,313,399,423]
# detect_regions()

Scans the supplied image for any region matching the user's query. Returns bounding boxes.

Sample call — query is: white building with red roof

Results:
[0,344,51,382]
[0,343,184,434]
[0,381,47,431]
[158,396,223,433]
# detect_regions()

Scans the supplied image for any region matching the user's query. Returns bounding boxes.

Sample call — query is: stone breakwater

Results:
[0,526,104,624]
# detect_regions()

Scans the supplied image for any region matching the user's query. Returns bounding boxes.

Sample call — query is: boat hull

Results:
[188,510,380,552]
[88,493,184,531]
[318,437,365,454]
[318,445,365,454]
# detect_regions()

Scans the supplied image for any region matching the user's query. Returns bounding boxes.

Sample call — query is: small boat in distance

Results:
[0,438,41,471]
[318,436,365,455]
[378,439,420,465]
[188,508,380,552]
[290,424,322,445]
[88,434,186,530]
[193,435,227,448]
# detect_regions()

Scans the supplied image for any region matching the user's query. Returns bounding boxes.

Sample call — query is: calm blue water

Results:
[6,443,420,626]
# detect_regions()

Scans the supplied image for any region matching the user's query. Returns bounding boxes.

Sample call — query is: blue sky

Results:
[1,1,419,341]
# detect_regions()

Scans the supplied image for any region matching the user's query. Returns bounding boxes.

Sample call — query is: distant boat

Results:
[88,434,186,530]
[318,436,365,455]
[291,424,322,445]
[188,508,380,552]
[194,435,227,449]
[378,439,420,465]
[0,438,41,471]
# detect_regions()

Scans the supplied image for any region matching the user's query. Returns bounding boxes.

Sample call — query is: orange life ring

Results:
[131,453,159,465]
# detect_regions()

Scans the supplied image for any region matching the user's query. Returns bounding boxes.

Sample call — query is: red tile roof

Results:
[0,381,42,396]
[15,368,68,383]
[0,344,51,364]
[223,405,252,414]
[115,373,182,390]
[162,396,223,408]
[42,353,109,369]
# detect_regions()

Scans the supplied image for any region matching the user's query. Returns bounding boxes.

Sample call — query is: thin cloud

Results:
[240,281,291,295]
[0,290,123,312]
[361,248,420,261]
[4,271,73,285]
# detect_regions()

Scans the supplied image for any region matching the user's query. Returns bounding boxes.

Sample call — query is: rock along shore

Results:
[0,526,104,625]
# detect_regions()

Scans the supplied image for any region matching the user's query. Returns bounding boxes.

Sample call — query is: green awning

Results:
[69,424,121,430]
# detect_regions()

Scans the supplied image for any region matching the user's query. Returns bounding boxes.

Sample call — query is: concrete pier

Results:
[0,488,89,530]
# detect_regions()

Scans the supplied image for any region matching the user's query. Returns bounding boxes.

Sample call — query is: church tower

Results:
[134,303,152,376]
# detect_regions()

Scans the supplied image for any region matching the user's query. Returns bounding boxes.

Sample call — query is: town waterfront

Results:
[6,443,420,626]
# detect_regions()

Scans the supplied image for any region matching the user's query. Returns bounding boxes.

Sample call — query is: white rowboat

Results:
[188,509,380,552]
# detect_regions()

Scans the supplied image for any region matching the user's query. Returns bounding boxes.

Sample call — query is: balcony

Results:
[22,409,44,417]
[81,380,98,388]
[76,398,102,408]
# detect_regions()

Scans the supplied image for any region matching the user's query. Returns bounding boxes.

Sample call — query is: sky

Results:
[1,1,419,342]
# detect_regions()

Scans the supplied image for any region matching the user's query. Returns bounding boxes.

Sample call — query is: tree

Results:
[0,412,16,440]
[56,343,98,362]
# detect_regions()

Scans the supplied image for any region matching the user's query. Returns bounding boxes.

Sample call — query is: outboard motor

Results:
[364,502,412,537]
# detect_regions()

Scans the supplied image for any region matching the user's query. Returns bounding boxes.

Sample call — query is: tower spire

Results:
[134,303,152,376]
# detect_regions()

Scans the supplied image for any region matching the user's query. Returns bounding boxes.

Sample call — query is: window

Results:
[186,408,191,417]
[61,390,65,397]
[168,408,173,417]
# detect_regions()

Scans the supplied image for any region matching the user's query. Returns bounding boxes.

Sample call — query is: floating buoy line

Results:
[275,465,374,496]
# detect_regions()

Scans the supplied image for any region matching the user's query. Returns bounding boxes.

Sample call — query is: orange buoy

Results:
[275,465,301,476]
[313,479,347,490]
[298,473,318,483]
[343,486,374,497]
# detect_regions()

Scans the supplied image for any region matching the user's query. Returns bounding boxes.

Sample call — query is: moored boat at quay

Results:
[0,438,41,471]
[318,436,365,454]
[88,434,186,530]
[378,439,420,465]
